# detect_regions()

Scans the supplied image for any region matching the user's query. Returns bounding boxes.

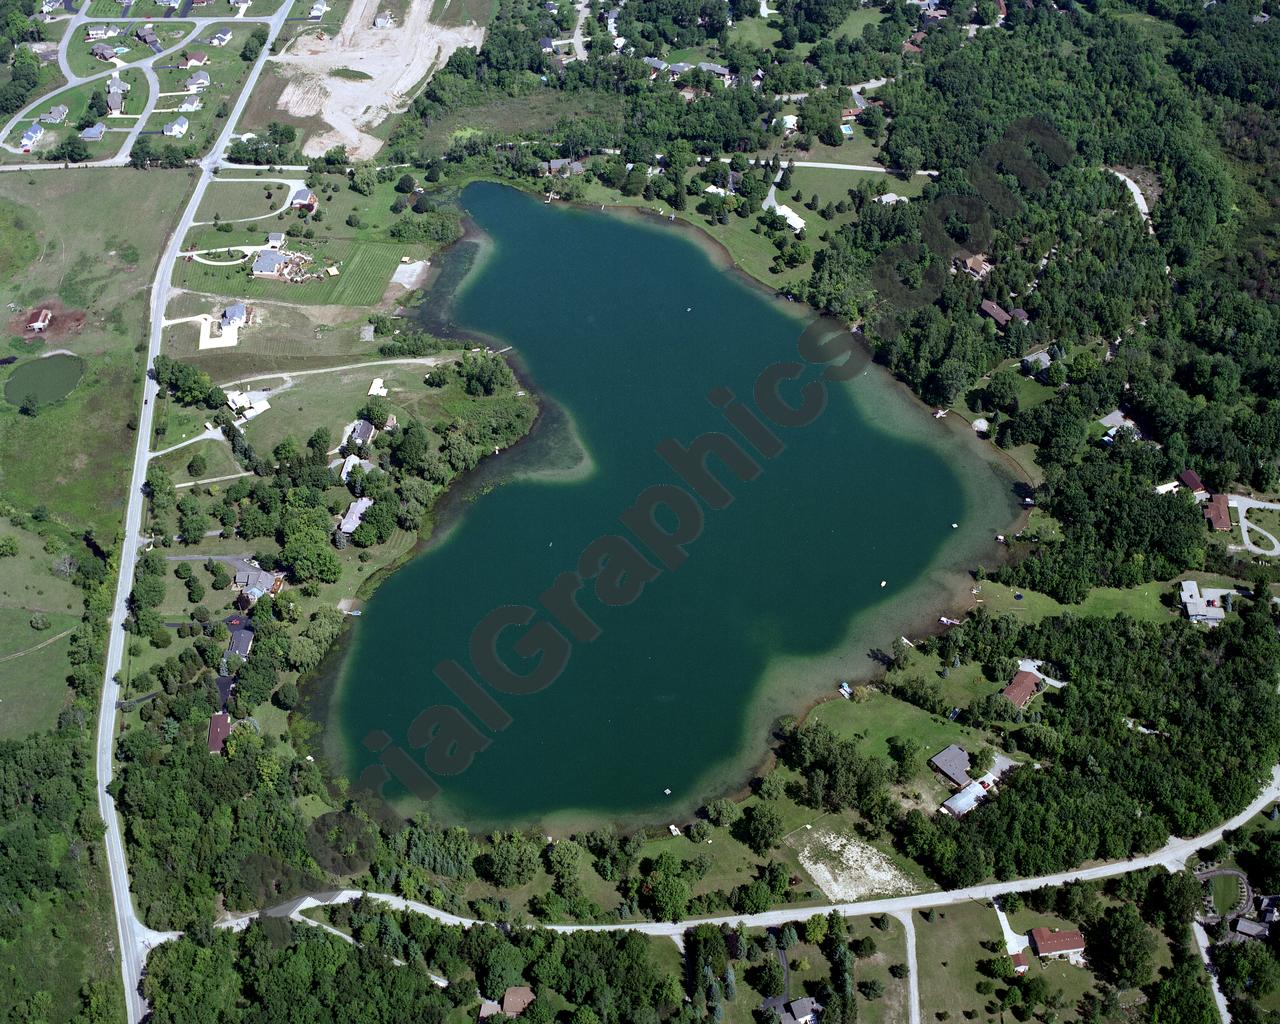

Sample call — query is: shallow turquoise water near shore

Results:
[328,181,1015,827]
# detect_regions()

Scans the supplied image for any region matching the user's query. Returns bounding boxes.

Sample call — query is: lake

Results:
[326,181,1018,828]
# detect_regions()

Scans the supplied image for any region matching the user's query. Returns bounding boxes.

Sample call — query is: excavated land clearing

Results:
[271,0,485,158]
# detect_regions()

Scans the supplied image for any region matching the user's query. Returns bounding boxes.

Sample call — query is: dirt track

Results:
[272,0,485,158]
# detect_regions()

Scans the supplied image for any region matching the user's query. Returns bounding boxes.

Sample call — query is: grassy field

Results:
[172,237,416,306]
[916,902,1003,1022]
[419,89,626,154]
[787,166,926,206]
[975,579,1181,624]
[65,20,194,78]
[233,360,461,455]
[196,176,294,222]
[0,169,195,532]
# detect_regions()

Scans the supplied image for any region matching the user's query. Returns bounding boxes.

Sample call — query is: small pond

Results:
[3,353,85,406]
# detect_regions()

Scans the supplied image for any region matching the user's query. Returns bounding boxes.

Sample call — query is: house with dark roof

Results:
[40,104,69,124]
[1178,468,1206,495]
[1002,670,1040,709]
[928,744,971,788]
[208,712,231,753]
[780,996,823,1024]
[1029,927,1085,961]
[1204,493,1231,532]
[501,987,535,1017]
[980,299,1011,327]
[91,42,116,61]
[348,419,378,447]
[227,625,254,660]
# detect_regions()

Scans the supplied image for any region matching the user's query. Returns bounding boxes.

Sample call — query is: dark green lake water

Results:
[329,181,1014,827]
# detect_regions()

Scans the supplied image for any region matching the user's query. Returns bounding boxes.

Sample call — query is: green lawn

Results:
[65,21,194,78]
[1211,873,1245,916]
[2,69,147,161]
[787,166,926,208]
[728,15,780,48]
[915,902,1003,1022]
[172,238,421,307]
[143,25,258,151]
[196,176,294,222]
[153,437,244,483]
[0,169,194,532]
[0,607,79,739]
[1245,506,1280,555]
[975,580,1177,623]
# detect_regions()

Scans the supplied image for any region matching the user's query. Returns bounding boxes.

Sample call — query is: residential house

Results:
[537,158,584,177]
[251,249,307,278]
[348,419,378,447]
[180,50,209,68]
[667,61,693,76]
[942,780,987,818]
[780,997,823,1024]
[290,187,317,211]
[500,987,536,1017]
[85,23,121,39]
[221,302,247,329]
[1179,579,1229,626]
[1010,307,1029,323]
[19,123,43,152]
[979,299,1011,327]
[928,744,971,788]
[697,60,733,83]
[164,116,189,138]
[642,56,669,78]
[91,42,116,61]
[135,25,158,45]
[106,90,124,113]
[1011,952,1030,975]
[1021,350,1051,375]
[368,377,388,397]
[876,192,908,204]
[207,712,231,754]
[772,204,806,233]
[80,122,106,141]
[1002,670,1040,709]
[1098,408,1140,442]
[339,497,374,535]
[1029,928,1086,962]
[538,35,554,51]
[1204,492,1231,532]
[178,95,203,113]
[1236,918,1270,940]
[1178,468,1207,495]
[27,309,52,332]
[265,231,285,249]
[308,0,328,17]
[227,625,254,660]
[233,565,282,607]
[210,28,233,45]
[339,453,376,482]
[184,70,211,91]
[40,104,69,124]
[962,253,992,278]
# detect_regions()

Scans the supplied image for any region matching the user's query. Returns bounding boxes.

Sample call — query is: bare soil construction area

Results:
[6,299,87,344]
[271,0,485,158]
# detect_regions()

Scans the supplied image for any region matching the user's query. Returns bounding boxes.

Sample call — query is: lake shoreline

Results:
[306,180,1032,834]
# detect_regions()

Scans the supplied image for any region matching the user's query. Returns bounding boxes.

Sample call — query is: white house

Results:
[210,28,233,45]
[164,116,189,138]
[339,497,374,534]
[184,71,210,91]
[20,123,44,152]
[178,95,203,113]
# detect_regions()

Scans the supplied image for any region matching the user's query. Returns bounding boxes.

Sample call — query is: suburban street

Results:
[90,3,294,1020]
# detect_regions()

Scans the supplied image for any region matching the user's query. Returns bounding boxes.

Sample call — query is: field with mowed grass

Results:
[64,20,194,77]
[916,902,1004,1021]
[172,238,415,306]
[0,169,194,531]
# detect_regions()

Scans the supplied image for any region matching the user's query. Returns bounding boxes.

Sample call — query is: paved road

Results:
[1228,496,1280,557]
[1193,922,1232,1024]
[93,3,294,1020]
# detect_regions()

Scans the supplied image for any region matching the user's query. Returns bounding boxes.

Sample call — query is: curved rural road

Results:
[225,765,1280,936]
[93,4,295,1021]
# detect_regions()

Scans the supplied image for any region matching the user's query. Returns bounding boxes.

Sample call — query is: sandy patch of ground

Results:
[271,0,485,159]
[5,298,86,344]
[793,828,919,902]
